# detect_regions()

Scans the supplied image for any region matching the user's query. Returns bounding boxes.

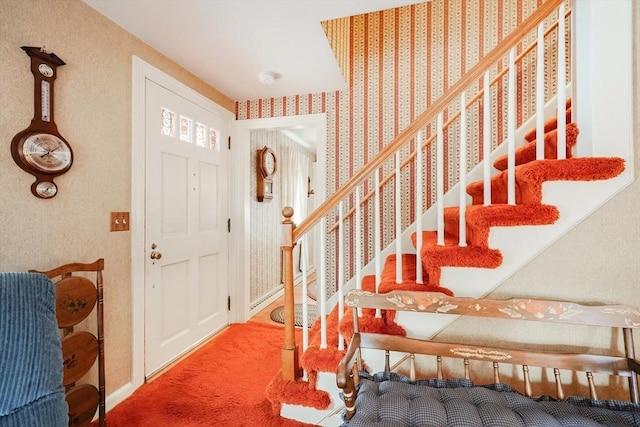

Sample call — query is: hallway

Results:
[251,282,317,326]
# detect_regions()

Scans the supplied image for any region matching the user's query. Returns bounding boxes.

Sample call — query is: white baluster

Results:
[458,92,467,247]
[319,217,327,349]
[300,235,309,380]
[507,47,516,206]
[395,150,403,283]
[536,22,545,160]
[374,171,382,318]
[436,112,445,245]
[337,202,345,351]
[556,2,566,159]
[483,71,492,206]
[415,130,424,284]
[355,189,362,290]
[354,187,362,313]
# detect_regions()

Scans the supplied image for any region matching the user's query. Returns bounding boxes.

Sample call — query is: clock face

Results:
[22,133,72,173]
[38,63,54,77]
[34,181,58,199]
[265,152,276,176]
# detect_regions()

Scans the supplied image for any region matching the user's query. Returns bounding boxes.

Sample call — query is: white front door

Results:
[144,79,229,377]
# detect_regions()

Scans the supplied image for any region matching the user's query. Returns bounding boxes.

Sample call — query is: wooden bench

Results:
[337,289,640,422]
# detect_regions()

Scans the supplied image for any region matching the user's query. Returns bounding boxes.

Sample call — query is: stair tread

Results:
[381,253,421,282]
[467,157,625,205]
[493,117,577,171]
[522,100,571,142]
[440,204,560,247]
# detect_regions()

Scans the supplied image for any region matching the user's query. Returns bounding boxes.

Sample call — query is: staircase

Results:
[269,0,635,425]
[270,115,627,426]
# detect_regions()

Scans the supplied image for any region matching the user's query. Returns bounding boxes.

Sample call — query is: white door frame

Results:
[234,114,327,321]
[130,56,235,389]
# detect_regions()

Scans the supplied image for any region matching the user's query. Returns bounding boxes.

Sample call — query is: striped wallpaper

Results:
[322,16,351,83]
[237,0,569,294]
[249,130,315,307]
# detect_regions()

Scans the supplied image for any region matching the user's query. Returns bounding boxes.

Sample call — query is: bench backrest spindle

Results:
[338,290,640,404]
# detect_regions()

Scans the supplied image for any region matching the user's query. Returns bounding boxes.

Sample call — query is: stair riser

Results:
[280,372,343,426]
[439,173,632,294]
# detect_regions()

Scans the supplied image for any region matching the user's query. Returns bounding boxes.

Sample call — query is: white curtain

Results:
[280,145,311,224]
[280,144,312,274]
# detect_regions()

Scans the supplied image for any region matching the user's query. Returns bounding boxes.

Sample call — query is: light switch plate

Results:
[110,212,130,232]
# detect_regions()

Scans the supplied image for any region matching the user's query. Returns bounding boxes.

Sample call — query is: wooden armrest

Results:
[337,333,362,421]
[337,333,361,389]
[630,359,640,375]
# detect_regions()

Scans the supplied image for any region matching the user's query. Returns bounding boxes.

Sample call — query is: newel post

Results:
[281,206,300,381]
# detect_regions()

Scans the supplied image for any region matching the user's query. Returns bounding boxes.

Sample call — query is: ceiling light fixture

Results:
[258,71,278,85]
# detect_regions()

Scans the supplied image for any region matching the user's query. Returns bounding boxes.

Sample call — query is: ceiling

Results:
[83,0,424,102]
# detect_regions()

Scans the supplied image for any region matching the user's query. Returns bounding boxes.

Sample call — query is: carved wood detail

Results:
[34,259,105,427]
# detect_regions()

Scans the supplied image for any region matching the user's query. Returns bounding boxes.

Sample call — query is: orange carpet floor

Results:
[97,322,313,427]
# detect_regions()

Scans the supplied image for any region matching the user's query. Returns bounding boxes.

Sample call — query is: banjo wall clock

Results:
[256,146,277,202]
[10,46,73,199]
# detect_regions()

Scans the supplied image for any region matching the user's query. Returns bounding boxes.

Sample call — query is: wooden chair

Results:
[33,260,105,427]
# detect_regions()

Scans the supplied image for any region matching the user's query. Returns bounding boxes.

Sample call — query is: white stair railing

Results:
[280,0,570,382]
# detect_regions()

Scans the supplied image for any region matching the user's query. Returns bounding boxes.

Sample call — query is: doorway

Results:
[131,57,235,386]
[143,79,230,377]
[234,114,327,318]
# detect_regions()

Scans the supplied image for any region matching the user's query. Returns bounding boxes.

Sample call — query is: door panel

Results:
[198,162,218,231]
[160,261,190,341]
[145,79,229,377]
[161,153,189,235]
[197,254,219,322]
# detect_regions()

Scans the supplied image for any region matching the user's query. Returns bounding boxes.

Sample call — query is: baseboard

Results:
[249,268,318,317]
[249,286,284,316]
[91,381,136,422]
[105,381,135,411]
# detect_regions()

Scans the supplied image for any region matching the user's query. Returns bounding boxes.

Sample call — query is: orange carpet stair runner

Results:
[266,109,626,413]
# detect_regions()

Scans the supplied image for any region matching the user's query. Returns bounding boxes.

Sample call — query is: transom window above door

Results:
[160,106,220,151]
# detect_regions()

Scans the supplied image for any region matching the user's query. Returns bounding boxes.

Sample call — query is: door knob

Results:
[150,251,162,260]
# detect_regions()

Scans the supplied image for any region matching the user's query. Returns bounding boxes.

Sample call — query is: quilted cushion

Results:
[0,272,68,426]
[342,372,640,427]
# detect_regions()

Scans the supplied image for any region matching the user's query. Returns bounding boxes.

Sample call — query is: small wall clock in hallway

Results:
[257,145,277,202]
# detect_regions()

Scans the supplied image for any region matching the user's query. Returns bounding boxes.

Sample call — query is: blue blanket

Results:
[0,272,68,427]
[342,372,640,427]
